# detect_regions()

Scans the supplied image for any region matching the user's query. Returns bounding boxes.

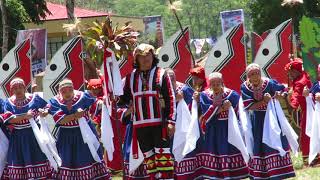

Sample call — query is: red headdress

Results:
[189,65,208,90]
[189,66,206,81]
[285,58,303,73]
[87,79,103,90]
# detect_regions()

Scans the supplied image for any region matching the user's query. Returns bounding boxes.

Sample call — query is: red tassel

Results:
[201,120,206,134]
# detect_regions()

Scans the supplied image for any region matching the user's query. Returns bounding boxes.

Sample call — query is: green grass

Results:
[291,167,320,180]
[291,153,304,170]
[112,177,122,180]
[289,153,320,180]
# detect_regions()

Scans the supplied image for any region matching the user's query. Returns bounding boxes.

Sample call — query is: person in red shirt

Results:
[285,58,312,164]
[87,78,104,135]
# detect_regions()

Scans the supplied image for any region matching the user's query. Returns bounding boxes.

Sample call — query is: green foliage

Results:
[0,0,27,58]
[249,0,296,34]
[0,0,51,59]
[47,0,253,40]
[302,0,320,18]
[249,0,320,34]
[299,16,320,81]
[112,0,252,39]
[299,16,320,55]
[18,0,51,24]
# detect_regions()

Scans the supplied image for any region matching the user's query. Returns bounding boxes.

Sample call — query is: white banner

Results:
[16,29,47,77]
[220,9,244,33]
[193,39,206,55]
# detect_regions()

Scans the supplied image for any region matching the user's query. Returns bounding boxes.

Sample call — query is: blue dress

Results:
[241,78,295,179]
[310,81,320,95]
[1,94,52,179]
[198,88,248,179]
[48,90,110,180]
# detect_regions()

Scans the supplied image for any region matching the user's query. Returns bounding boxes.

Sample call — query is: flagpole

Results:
[168,0,195,66]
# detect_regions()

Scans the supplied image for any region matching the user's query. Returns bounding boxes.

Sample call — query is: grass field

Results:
[288,153,320,180]
[111,153,320,179]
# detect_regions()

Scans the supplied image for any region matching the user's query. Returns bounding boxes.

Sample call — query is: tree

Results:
[47,0,253,41]
[0,0,9,59]
[113,0,252,40]
[303,0,320,17]
[249,0,320,34]
[0,0,50,59]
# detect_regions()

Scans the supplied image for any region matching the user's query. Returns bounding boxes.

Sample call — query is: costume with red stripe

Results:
[120,66,176,179]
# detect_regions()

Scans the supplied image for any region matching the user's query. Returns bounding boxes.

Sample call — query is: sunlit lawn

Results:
[288,153,320,180]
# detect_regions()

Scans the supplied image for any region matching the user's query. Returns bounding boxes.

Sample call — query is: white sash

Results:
[78,117,102,162]
[101,104,115,161]
[173,100,191,163]
[228,107,249,163]
[309,102,320,164]
[30,118,61,170]
[38,117,62,167]
[183,99,200,156]
[306,96,314,137]
[238,98,254,157]
[129,140,144,175]
[273,100,299,156]
[262,100,286,156]
[105,48,124,96]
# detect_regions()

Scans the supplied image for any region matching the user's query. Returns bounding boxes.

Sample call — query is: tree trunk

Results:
[65,0,75,22]
[0,0,9,59]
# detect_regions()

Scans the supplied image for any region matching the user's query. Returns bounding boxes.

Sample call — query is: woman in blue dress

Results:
[241,63,295,179]
[197,72,248,179]
[48,79,110,179]
[1,78,52,179]
[0,98,9,178]
[173,67,205,180]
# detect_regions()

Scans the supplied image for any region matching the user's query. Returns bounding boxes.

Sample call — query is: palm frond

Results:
[80,15,139,66]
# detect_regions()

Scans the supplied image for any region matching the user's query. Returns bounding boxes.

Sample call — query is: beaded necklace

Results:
[248,79,264,101]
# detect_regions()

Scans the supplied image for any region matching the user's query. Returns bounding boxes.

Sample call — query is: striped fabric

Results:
[122,67,176,127]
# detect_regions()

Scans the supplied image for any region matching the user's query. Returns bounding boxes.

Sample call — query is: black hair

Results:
[133,53,159,69]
